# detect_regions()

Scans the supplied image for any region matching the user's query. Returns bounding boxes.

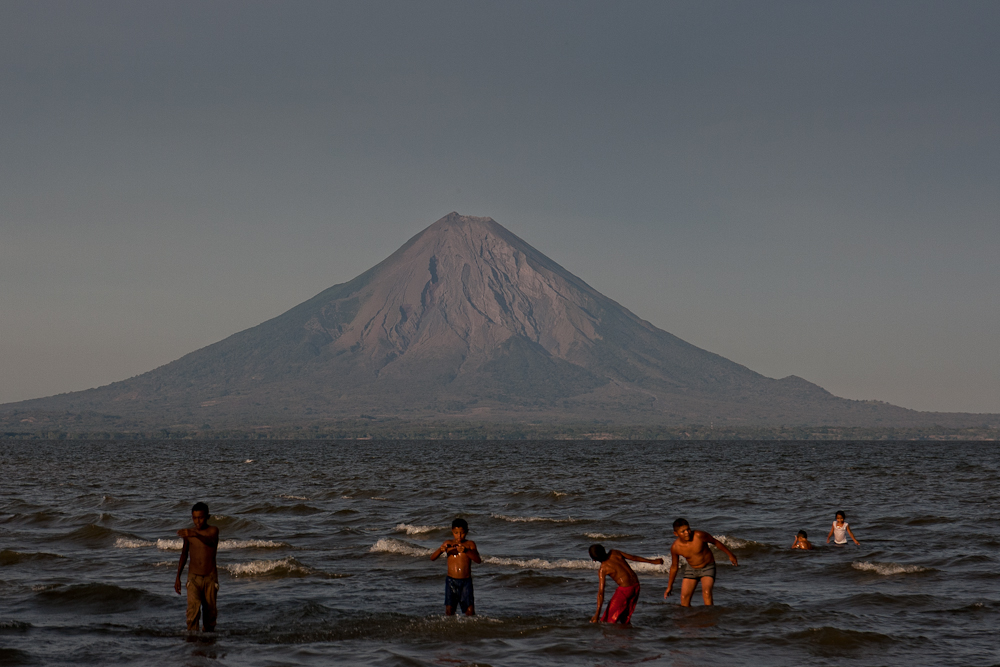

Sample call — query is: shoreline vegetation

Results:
[2,416,998,441]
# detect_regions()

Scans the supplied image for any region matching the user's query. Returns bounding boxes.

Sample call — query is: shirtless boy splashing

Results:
[588,545,664,624]
[430,518,482,615]
[174,502,220,631]
[664,517,738,607]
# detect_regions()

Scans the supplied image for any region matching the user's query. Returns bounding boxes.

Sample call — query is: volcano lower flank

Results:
[3,213,996,431]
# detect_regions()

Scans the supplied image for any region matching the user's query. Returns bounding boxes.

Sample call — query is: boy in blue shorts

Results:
[430,518,482,615]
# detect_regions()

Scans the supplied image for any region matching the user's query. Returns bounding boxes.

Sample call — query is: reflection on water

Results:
[0,439,998,666]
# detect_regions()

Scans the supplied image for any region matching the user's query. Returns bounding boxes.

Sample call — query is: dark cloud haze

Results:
[2,1,998,413]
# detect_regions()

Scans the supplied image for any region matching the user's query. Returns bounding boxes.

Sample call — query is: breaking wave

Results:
[114,537,289,550]
[583,533,636,540]
[483,556,597,570]
[852,561,932,575]
[367,539,669,573]
[224,557,340,579]
[394,523,444,535]
[369,538,433,557]
[713,535,773,554]
[491,514,579,524]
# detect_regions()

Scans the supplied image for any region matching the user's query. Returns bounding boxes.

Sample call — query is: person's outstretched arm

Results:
[826,525,834,543]
[703,533,738,566]
[619,551,664,565]
[174,538,189,594]
[178,525,218,544]
[664,551,679,598]
[590,567,607,623]
[846,526,860,545]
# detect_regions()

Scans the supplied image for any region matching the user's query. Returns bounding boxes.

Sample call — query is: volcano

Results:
[4,213,994,435]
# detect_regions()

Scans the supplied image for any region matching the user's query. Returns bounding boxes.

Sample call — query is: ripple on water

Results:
[32,583,169,614]
[850,561,934,576]
[784,626,897,653]
[228,611,568,644]
[0,550,64,566]
[0,647,33,665]
[240,503,324,515]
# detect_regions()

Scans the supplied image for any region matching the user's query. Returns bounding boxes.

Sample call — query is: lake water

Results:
[1,440,997,666]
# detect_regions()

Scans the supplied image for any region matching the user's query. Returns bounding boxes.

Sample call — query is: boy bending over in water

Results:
[174,502,220,632]
[792,530,814,550]
[430,518,481,615]
[588,544,664,624]
[664,518,738,607]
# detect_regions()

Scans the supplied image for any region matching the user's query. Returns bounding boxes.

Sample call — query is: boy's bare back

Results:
[599,550,642,587]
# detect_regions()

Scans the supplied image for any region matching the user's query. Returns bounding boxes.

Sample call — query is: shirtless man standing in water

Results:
[589,545,664,624]
[430,518,482,615]
[664,517,738,606]
[174,502,220,631]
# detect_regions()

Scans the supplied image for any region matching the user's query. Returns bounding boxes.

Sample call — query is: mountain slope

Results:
[4,213,995,431]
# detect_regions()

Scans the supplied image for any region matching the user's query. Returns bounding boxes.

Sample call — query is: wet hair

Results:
[452,518,469,531]
[673,517,689,531]
[589,544,609,562]
[836,510,846,520]
[192,502,209,515]
[797,530,808,538]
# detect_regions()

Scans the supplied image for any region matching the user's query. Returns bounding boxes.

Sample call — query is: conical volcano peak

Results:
[340,212,608,368]
[427,211,499,230]
[6,211,957,435]
[406,212,531,259]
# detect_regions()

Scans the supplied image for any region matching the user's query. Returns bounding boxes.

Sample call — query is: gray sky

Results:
[2,0,998,413]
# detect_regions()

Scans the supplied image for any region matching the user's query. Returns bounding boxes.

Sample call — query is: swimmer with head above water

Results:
[792,530,814,550]
[430,518,482,616]
[826,510,860,545]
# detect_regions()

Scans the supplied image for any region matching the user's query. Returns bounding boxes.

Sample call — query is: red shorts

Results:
[602,584,640,624]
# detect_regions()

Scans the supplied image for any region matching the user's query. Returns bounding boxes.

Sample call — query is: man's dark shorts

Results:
[445,576,474,612]
[682,561,717,580]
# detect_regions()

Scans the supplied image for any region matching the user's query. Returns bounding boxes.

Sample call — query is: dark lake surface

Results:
[1,440,997,666]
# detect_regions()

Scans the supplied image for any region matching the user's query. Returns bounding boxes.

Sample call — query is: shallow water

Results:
[0,440,997,666]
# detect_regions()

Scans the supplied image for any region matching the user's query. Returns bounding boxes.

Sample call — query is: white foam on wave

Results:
[279,494,308,500]
[486,554,669,573]
[395,523,443,536]
[491,513,578,524]
[370,538,434,557]
[117,538,288,551]
[713,535,763,550]
[852,561,931,575]
[368,538,670,573]
[584,532,633,540]
[157,539,184,550]
[484,555,597,570]
[114,537,154,548]
[225,557,310,577]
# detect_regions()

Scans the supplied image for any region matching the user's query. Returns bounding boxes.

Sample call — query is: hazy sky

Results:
[2,1,998,413]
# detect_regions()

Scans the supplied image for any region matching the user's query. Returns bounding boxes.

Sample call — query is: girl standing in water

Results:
[826,510,860,545]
